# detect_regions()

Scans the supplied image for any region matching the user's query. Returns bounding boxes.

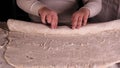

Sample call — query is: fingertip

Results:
[41,20,46,24]
[77,26,81,29]
[54,24,57,29]
[83,23,87,26]
[51,17,58,29]
[51,25,54,29]
[51,22,56,29]
[83,19,87,26]
[72,18,78,29]
[72,26,76,29]
[41,16,46,24]
[47,15,52,24]
[83,14,88,26]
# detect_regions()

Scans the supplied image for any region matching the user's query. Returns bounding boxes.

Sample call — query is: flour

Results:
[5,30,120,68]
[5,19,120,68]
[0,28,13,68]
[7,19,120,35]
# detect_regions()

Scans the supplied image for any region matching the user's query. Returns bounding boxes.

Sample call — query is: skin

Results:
[72,8,90,29]
[38,7,90,29]
[38,7,58,29]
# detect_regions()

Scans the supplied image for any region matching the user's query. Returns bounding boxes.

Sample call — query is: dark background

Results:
[0,0,83,30]
[0,0,83,22]
[0,0,30,22]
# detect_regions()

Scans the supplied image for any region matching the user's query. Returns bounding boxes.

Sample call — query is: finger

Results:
[41,13,47,24]
[83,14,89,26]
[77,16,83,29]
[72,15,79,29]
[51,15,58,29]
[46,14,52,24]
[71,13,76,22]
[54,15,58,28]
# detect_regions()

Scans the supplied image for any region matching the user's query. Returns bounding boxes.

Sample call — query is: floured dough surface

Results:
[7,19,120,35]
[0,28,13,68]
[5,30,120,68]
[0,28,8,48]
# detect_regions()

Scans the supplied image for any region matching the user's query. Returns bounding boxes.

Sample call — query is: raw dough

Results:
[0,28,13,68]
[7,19,120,35]
[5,19,120,68]
[0,28,8,48]
[5,30,120,68]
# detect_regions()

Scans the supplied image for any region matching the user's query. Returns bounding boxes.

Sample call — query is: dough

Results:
[0,28,8,48]
[0,28,13,68]
[7,19,120,35]
[5,19,120,68]
[5,30,120,68]
[0,48,14,68]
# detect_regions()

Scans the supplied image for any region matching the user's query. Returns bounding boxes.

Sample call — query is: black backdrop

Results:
[0,0,30,22]
[0,0,83,22]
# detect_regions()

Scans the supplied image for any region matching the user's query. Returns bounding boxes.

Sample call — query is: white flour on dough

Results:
[0,28,7,48]
[7,19,120,35]
[5,29,120,68]
[5,19,120,68]
[0,28,13,68]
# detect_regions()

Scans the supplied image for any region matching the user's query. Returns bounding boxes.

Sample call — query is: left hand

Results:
[71,8,90,29]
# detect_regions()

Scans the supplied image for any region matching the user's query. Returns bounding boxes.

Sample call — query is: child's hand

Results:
[71,8,90,29]
[38,7,58,29]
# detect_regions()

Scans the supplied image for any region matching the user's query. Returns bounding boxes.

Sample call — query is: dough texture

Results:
[0,28,8,48]
[5,19,120,68]
[7,19,120,35]
[0,28,13,68]
[5,30,120,68]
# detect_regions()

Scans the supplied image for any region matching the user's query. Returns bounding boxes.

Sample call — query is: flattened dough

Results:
[7,19,120,35]
[0,28,8,48]
[0,28,13,68]
[5,30,120,68]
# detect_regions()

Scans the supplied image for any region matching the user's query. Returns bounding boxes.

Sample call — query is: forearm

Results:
[16,0,46,16]
[82,0,102,18]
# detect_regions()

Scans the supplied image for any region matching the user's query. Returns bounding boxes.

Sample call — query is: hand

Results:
[71,8,90,29]
[38,7,58,29]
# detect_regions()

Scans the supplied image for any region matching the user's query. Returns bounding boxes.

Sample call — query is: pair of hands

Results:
[38,7,90,29]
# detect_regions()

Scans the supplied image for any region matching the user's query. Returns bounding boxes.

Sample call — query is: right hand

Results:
[38,7,58,29]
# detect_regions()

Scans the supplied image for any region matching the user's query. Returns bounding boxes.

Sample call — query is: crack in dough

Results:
[0,28,14,68]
